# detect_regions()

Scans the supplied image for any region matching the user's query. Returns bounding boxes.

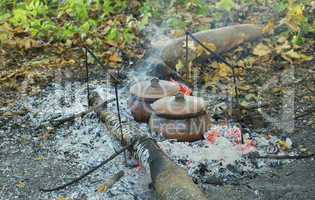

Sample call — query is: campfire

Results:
[2,22,314,200]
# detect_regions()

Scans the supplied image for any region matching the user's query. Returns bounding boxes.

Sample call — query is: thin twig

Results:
[84,47,120,83]
[114,83,127,165]
[84,47,90,107]
[39,142,134,192]
[186,31,242,142]
[185,32,189,80]
[41,98,115,128]
[252,153,314,160]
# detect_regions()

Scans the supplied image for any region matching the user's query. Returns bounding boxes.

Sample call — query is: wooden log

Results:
[90,92,208,200]
[161,24,264,67]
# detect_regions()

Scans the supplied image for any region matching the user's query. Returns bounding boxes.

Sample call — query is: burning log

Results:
[89,92,208,200]
[161,24,264,67]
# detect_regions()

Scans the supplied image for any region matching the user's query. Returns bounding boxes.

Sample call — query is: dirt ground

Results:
[0,63,314,200]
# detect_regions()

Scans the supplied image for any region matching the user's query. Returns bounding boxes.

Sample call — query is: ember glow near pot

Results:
[149,93,209,142]
[128,78,179,123]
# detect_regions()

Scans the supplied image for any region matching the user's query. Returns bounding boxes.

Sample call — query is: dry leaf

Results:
[216,63,232,77]
[283,49,312,61]
[253,43,271,57]
[35,156,44,161]
[2,111,13,117]
[275,42,291,54]
[277,36,287,43]
[97,184,109,193]
[109,53,122,63]
[175,60,184,71]
[16,38,39,50]
[284,20,300,32]
[16,181,26,188]
[170,30,185,37]
[205,42,217,52]
[239,84,251,91]
[195,42,217,57]
[57,197,72,200]
[262,20,275,34]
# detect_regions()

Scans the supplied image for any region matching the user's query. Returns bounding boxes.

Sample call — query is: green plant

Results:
[102,0,130,18]
[9,8,29,27]
[29,19,56,39]
[166,15,187,29]
[216,0,235,12]
[274,0,289,13]
[55,22,79,41]
[25,0,48,17]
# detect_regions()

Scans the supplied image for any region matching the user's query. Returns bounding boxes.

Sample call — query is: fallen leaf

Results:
[262,20,275,34]
[109,53,122,63]
[240,100,250,108]
[238,84,251,91]
[35,156,44,161]
[2,111,13,117]
[170,30,185,37]
[205,42,217,52]
[284,20,300,32]
[216,63,232,77]
[175,60,184,71]
[277,36,287,43]
[253,43,271,57]
[16,181,26,188]
[272,87,284,93]
[275,41,291,54]
[194,42,217,57]
[16,38,39,50]
[57,197,72,200]
[282,49,312,62]
[97,184,109,193]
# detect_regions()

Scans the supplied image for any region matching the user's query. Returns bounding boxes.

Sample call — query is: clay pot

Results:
[149,93,209,142]
[128,78,179,123]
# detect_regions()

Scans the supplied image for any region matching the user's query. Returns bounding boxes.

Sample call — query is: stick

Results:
[39,142,133,192]
[43,98,115,127]
[252,153,314,160]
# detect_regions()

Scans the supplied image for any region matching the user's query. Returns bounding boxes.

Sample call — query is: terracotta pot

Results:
[149,93,209,142]
[128,78,179,123]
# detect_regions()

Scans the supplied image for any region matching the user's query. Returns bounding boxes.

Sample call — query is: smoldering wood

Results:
[89,92,208,200]
[161,24,264,68]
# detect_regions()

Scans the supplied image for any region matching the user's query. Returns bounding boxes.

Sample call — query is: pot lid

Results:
[130,77,179,99]
[151,93,207,118]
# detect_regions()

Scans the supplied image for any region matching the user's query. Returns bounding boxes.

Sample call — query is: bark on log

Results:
[90,92,208,200]
[161,24,263,67]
